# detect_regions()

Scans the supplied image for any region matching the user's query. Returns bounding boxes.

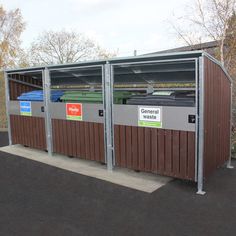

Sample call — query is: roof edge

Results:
[203,52,232,83]
[4,50,204,73]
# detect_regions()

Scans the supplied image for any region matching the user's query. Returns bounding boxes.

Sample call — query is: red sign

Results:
[66,103,82,120]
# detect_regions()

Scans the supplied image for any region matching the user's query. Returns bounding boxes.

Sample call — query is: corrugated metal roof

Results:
[146,41,218,55]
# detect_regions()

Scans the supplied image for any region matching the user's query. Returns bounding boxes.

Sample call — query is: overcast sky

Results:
[1,0,191,56]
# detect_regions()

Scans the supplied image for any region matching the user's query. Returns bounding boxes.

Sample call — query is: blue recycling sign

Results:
[20,101,32,116]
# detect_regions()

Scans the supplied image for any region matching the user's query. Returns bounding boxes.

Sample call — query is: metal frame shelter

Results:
[4,50,233,194]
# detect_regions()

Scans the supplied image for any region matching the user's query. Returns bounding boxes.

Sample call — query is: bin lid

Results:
[126,90,195,107]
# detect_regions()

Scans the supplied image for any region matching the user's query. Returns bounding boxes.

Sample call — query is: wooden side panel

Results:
[114,125,195,181]
[204,58,231,177]
[52,119,105,162]
[10,115,47,150]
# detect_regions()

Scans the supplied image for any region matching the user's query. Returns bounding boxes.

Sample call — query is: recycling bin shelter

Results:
[4,51,232,194]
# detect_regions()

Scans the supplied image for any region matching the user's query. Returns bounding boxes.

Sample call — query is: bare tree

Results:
[0,6,25,68]
[171,0,236,67]
[27,30,117,66]
[0,6,25,128]
[171,0,236,127]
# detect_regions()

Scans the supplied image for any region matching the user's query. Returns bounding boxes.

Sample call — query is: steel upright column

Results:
[227,83,234,169]
[194,59,199,182]
[43,68,53,156]
[197,56,206,195]
[104,62,114,171]
[4,72,12,145]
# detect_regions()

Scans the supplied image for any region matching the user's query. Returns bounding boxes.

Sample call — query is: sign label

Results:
[20,101,32,116]
[138,106,162,128]
[66,103,82,121]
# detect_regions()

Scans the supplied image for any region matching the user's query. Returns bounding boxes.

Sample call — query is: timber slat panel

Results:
[120,126,126,167]
[94,123,100,161]
[179,131,187,179]
[75,121,81,158]
[131,127,138,170]
[158,129,165,173]
[165,130,172,174]
[114,125,195,181]
[114,125,120,165]
[99,124,105,162]
[138,127,145,170]
[187,132,195,179]
[10,115,46,150]
[204,58,231,177]
[89,123,95,161]
[151,129,158,173]
[172,130,180,177]
[84,122,90,160]
[126,126,132,168]
[52,119,105,162]
[80,122,86,158]
[144,128,151,172]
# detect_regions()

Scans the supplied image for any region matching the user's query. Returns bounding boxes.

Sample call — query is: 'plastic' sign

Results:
[20,101,32,116]
[66,103,83,121]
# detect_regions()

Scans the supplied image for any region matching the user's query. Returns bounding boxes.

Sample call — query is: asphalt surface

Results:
[0,132,236,236]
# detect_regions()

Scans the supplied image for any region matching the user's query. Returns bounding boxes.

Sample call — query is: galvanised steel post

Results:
[104,62,114,171]
[197,56,206,195]
[227,83,234,169]
[4,71,12,145]
[194,58,199,182]
[110,65,116,166]
[43,68,53,156]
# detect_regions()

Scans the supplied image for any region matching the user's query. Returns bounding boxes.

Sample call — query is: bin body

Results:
[60,91,133,104]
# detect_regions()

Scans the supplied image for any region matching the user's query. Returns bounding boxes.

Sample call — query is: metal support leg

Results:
[227,161,234,169]
[4,72,12,146]
[43,68,53,156]
[227,84,234,169]
[197,56,206,195]
[104,63,114,171]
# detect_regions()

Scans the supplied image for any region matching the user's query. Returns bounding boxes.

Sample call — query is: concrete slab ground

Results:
[0,144,172,193]
[0,128,7,132]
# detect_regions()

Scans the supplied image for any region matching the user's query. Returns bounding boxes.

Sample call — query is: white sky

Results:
[1,0,191,56]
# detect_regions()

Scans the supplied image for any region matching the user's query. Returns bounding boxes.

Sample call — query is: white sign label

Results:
[138,106,162,128]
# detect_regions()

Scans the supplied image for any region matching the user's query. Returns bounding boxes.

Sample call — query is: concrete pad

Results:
[0,128,7,132]
[0,145,172,193]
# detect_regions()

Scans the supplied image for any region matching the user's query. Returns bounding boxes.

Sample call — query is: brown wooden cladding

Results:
[10,115,47,150]
[9,74,42,100]
[204,57,231,177]
[114,125,195,180]
[52,119,105,162]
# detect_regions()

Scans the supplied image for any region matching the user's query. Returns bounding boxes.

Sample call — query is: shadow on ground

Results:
[0,132,235,236]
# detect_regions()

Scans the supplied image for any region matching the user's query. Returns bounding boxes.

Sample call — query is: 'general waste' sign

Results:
[66,103,83,121]
[138,106,162,128]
